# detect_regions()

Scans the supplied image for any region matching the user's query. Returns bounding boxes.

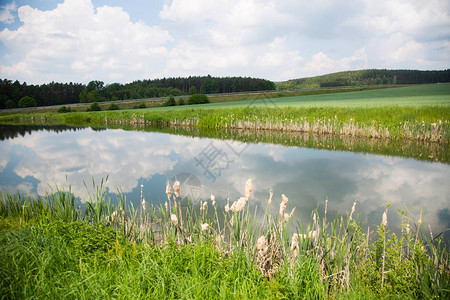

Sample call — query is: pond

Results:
[0,124,449,242]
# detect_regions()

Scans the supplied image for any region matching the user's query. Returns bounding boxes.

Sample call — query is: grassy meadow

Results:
[0,179,448,299]
[1,84,449,144]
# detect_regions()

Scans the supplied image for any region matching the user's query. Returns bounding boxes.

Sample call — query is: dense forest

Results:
[0,76,275,109]
[277,69,450,89]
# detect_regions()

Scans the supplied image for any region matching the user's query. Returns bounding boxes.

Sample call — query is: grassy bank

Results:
[1,104,448,143]
[0,180,449,299]
[0,84,449,143]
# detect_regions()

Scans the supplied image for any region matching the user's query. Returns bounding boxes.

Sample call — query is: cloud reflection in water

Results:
[0,126,448,241]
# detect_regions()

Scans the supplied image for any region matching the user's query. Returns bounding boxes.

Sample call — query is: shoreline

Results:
[1,104,449,144]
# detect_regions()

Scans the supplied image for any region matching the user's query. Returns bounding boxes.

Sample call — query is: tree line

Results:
[277,69,450,89]
[0,75,275,109]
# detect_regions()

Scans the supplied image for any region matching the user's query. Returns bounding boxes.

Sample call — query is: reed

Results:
[0,178,448,299]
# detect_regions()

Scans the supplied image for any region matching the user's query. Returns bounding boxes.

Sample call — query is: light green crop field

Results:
[143,83,448,112]
[187,83,450,109]
[116,84,450,113]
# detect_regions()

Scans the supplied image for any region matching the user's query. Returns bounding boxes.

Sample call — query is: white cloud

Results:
[0,0,448,84]
[0,0,172,84]
[0,1,16,24]
[302,47,368,77]
[160,0,225,22]
[363,0,450,41]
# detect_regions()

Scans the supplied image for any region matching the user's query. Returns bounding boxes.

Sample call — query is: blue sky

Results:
[0,0,449,84]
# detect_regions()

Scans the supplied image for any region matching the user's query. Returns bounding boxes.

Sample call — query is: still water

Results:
[0,125,449,241]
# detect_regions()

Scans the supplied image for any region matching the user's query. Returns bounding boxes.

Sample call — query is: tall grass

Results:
[1,105,449,143]
[0,178,448,299]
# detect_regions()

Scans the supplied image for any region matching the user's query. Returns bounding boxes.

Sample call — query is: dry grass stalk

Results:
[349,200,356,221]
[381,206,389,288]
[290,233,299,259]
[256,229,283,278]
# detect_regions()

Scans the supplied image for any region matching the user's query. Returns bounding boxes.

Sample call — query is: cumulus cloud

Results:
[0,0,172,84]
[0,0,448,83]
[302,47,368,77]
[0,1,16,24]
[160,0,449,79]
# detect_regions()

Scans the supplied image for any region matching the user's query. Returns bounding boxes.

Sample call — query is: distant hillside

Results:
[277,69,450,89]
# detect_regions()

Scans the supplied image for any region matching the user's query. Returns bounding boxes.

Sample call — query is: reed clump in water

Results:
[0,178,448,299]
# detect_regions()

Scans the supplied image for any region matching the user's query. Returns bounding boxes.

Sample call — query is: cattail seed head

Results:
[279,194,288,216]
[268,189,273,205]
[382,211,388,227]
[290,207,296,218]
[164,201,168,211]
[283,207,296,222]
[202,201,208,211]
[173,181,181,198]
[210,194,215,206]
[201,223,209,231]
[171,214,178,226]
[230,197,246,212]
[166,183,172,199]
[406,223,411,235]
[245,179,253,200]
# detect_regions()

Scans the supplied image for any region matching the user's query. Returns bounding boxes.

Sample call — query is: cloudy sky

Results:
[0,0,449,85]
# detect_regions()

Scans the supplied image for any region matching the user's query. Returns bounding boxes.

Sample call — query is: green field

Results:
[139,83,449,111]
